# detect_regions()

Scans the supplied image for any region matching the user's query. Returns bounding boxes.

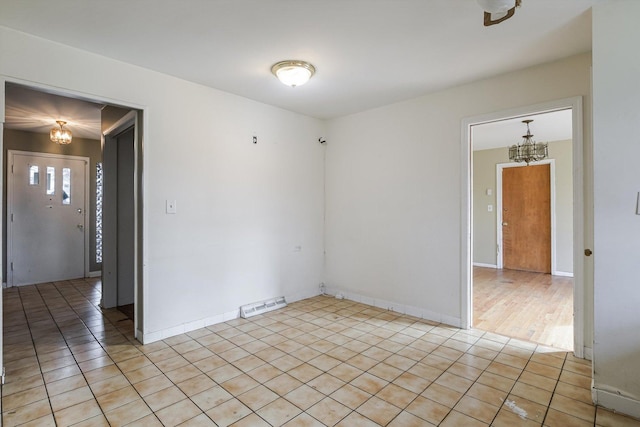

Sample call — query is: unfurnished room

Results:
[1,1,639,426]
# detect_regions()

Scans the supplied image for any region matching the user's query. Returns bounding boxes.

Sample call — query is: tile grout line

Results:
[3,285,54,426]
[41,279,156,426]
[37,279,116,426]
[5,285,611,427]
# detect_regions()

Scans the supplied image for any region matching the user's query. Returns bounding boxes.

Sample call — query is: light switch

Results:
[166,200,177,214]
[488,204,493,212]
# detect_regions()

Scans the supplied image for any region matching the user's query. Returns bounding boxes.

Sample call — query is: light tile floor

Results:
[3,278,640,426]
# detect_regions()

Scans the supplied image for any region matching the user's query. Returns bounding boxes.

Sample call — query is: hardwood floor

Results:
[473,267,573,351]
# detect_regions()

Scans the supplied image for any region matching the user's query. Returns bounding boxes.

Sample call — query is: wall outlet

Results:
[166,200,177,214]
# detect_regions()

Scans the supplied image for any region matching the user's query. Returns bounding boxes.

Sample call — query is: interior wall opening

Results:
[469,107,575,351]
[2,82,143,346]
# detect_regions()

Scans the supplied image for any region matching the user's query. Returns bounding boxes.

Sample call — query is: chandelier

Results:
[50,120,72,144]
[508,119,548,165]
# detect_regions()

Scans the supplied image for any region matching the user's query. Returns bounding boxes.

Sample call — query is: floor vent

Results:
[240,296,287,319]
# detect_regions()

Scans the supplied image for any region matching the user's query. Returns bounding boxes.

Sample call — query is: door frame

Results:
[496,160,557,274]
[461,96,585,358]
[101,111,136,308]
[102,110,142,339]
[1,76,147,364]
[7,150,90,285]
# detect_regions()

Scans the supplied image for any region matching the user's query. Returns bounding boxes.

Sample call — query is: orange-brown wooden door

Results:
[502,164,551,273]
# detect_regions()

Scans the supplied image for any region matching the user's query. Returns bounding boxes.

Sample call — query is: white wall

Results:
[0,26,326,342]
[325,53,592,332]
[592,1,640,418]
[473,140,573,275]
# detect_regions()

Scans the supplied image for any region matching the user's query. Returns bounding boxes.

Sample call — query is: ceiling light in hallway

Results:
[508,119,548,165]
[50,120,72,144]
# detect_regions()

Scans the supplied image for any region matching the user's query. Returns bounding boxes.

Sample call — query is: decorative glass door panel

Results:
[8,152,87,286]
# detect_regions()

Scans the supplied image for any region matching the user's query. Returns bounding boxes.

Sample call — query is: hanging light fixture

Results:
[271,60,316,87]
[508,119,548,165]
[477,0,522,26]
[50,120,72,144]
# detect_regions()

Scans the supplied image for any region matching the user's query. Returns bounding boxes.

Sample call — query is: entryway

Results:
[2,81,144,352]
[7,151,89,286]
[463,100,583,355]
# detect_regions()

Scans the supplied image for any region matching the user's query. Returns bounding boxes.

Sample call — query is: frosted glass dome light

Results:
[271,60,316,87]
[477,0,516,13]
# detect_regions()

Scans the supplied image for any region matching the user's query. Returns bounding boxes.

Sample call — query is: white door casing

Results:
[101,109,142,341]
[461,97,586,358]
[102,123,135,308]
[7,151,89,286]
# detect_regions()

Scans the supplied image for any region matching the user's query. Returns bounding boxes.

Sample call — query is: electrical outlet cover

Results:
[166,200,177,214]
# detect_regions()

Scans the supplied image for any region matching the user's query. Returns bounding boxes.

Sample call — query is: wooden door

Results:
[502,164,551,273]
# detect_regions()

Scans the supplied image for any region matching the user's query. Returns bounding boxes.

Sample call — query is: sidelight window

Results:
[96,162,103,263]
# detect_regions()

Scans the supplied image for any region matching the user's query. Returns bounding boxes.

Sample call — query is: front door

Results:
[8,151,88,286]
[502,163,551,273]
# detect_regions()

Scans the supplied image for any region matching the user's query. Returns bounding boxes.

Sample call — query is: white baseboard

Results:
[138,286,321,345]
[553,271,574,277]
[473,263,497,268]
[593,387,640,420]
[140,309,240,344]
[324,286,461,328]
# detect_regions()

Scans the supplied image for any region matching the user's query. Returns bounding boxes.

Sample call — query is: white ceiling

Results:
[0,0,595,120]
[473,109,573,151]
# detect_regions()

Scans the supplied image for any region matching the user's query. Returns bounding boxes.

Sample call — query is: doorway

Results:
[7,151,89,286]
[1,80,145,351]
[101,114,136,324]
[461,98,585,357]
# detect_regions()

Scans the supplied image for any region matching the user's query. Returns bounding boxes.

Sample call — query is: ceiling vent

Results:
[240,296,287,319]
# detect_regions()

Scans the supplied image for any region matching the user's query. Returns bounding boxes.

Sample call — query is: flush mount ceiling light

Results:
[50,120,72,144]
[477,0,522,26]
[271,60,316,87]
[508,119,548,165]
